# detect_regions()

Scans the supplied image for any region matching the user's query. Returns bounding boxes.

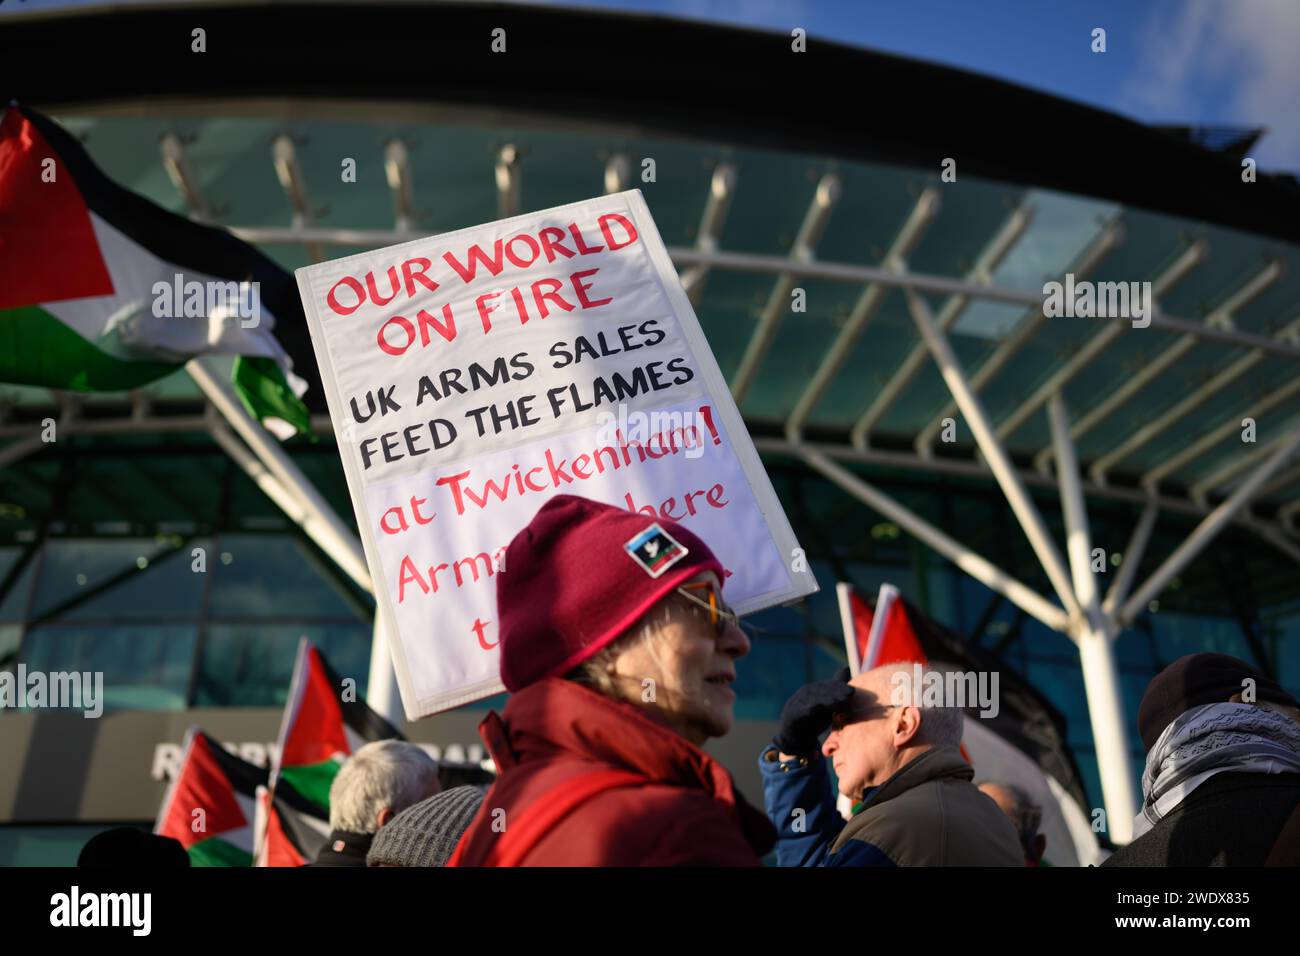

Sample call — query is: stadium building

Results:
[2,2,1300,865]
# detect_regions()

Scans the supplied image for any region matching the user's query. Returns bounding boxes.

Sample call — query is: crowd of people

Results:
[82,494,1300,867]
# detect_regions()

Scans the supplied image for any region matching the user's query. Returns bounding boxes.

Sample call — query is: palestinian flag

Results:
[0,105,312,436]
[259,639,402,865]
[155,728,267,867]
[836,582,1101,866]
[253,784,331,867]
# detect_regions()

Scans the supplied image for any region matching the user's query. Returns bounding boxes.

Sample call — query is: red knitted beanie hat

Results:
[496,494,724,692]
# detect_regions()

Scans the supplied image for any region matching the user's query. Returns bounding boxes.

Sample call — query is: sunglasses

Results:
[675,580,740,636]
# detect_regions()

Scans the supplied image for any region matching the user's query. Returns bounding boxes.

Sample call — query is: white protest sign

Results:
[297,190,818,719]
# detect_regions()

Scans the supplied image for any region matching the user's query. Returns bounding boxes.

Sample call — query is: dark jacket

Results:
[309,829,373,867]
[1102,772,1300,867]
[760,743,1024,866]
[452,678,775,866]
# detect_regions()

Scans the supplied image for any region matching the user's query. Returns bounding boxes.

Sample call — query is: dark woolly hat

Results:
[366,786,486,867]
[78,827,191,867]
[1137,652,1300,751]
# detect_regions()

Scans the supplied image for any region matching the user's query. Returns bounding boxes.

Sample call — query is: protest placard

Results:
[297,190,818,718]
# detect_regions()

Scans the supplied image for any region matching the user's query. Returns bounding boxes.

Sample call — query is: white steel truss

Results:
[384,139,417,234]
[1033,260,1284,475]
[785,188,942,443]
[730,172,842,404]
[903,287,1082,622]
[160,132,212,221]
[913,218,1124,457]
[678,162,738,305]
[271,134,323,263]
[1142,376,1300,495]
[1190,429,1300,506]
[994,239,1208,447]
[495,144,521,219]
[1088,286,1295,485]
[851,200,1035,450]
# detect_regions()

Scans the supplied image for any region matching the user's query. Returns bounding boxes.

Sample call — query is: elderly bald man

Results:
[758,663,1023,867]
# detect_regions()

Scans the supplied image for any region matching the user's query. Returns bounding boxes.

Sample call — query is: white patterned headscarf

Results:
[1134,702,1300,838]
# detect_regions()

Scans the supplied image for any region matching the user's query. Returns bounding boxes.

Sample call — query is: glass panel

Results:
[206,534,359,619]
[810,290,922,429]
[1158,221,1286,330]
[909,177,1025,279]
[1150,612,1253,665]
[1269,611,1300,695]
[0,824,134,867]
[18,624,197,711]
[30,538,210,622]
[0,548,38,621]
[0,623,21,670]
[737,276,863,423]
[193,621,370,708]
[1181,402,1300,495]
[951,190,1119,340]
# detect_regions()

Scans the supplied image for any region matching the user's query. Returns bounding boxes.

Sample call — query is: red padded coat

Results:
[450,678,776,866]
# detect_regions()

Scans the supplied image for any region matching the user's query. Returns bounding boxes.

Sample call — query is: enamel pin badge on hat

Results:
[624,524,689,578]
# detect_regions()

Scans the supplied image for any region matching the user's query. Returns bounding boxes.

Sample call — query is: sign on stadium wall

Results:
[297,190,817,719]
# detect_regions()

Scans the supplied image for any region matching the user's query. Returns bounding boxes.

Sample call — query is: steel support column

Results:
[1049,393,1139,843]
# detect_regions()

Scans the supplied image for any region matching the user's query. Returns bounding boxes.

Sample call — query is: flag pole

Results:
[835,582,861,676]
[862,583,899,672]
[187,359,365,583]
[369,606,403,727]
[252,785,270,868]
[186,358,404,724]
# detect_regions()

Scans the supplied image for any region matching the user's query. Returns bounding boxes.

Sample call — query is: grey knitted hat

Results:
[366,785,486,867]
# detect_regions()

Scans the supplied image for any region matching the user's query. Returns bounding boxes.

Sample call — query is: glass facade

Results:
[0,438,375,713]
[0,824,122,867]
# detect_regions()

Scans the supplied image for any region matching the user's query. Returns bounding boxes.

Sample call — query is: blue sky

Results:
[554,0,1300,174]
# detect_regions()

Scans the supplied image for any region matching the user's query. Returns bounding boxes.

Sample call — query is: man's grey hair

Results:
[328,740,441,834]
[869,662,965,748]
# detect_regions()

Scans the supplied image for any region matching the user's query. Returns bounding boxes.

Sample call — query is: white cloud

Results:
[1122,0,1300,171]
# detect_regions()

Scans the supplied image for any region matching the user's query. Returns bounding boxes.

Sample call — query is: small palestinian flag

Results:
[0,105,312,437]
[155,728,267,867]
[836,582,1101,866]
[259,639,402,865]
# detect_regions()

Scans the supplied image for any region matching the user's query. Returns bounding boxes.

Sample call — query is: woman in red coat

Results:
[450,494,776,866]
